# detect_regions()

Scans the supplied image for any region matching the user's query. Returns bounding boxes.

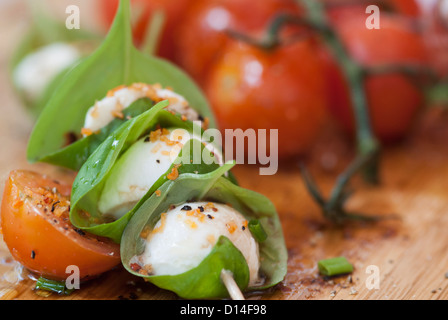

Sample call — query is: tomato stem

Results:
[141,9,166,56]
[297,0,383,221]
[298,0,381,183]
[299,157,383,224]
[227,2,381,222]
[228,4,381,183]
[426,80,448,106]
[228,1,427,223]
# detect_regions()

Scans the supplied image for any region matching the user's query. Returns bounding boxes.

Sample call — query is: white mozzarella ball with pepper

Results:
[134,202,261,287]
[82,83,201,136]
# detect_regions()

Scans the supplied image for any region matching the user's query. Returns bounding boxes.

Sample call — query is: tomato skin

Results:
[175,0,302,85]
[420,0,448,79]
[205,39,328,159]
[325,0,422,21]
[389,0,421,17]
[98,0,192,61]
[324,14,429,143]
[1,170,121,281]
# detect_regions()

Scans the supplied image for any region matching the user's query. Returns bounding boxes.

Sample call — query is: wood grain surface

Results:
[0,0,447,300]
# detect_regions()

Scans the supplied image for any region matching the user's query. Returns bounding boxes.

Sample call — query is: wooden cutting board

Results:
[1,0,447,300]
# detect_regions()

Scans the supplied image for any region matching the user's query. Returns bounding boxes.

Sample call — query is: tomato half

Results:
[1,170,121,281]
[175,0,302,85]
[205,38,328,159]
[324,13,429,143]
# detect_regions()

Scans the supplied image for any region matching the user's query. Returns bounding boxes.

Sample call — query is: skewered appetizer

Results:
[121,166,287,299]
[139,202,261,281]
[67,84,224,242]
[1,0,287,299]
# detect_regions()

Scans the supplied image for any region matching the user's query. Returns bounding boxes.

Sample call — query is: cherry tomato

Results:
[323,0,422,21]
[1,170,121,281]
[324,13,429,143]
[175,0,302,85]
[420,0,448,78]
[98,0,192,61]
[205,38,328,159]
[389,0,422,17]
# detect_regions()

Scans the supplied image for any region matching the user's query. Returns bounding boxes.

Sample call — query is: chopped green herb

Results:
[35,277,74,295]
[318,257,353,276]
[248,219,267,242]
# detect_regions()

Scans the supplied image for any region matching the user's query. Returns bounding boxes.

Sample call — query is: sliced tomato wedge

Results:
[1,170,121,281]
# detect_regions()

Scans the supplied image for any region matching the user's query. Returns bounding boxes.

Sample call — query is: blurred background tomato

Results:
[205,38,328,159]
[98,0,192,61]
[173,0,302,86]
[325,12,429,143]
[97,0,447,159]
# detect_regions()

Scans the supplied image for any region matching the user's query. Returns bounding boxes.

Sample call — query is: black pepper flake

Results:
[144,136,150,142]
[207,214,214,219]
[31,250,35,259]
[198,206,204,212]
[242,226,246,231]
[156,159,160,164]
[181,205,192,211]
[51,201,60,213]
[74,228,86,236]
[129,292,138,300]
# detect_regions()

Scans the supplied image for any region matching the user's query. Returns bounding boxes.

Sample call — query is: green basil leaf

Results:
[39,97,154,171]
[148,236,249,299]
[27,0,215,167]
[195,176,288,291]
[120,165,287,298]
[70,103,224,243]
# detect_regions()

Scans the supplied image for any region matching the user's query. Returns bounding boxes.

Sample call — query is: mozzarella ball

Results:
[139,202,261,287]
[98,128,190,219]
[82,83,200,135]
[13,42,80,102]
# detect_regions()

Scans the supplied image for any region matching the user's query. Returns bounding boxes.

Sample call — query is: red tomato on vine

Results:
[175,0,302,85]
[324,13,429,143]
[98,0,193,60]
[205,38,329,159]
